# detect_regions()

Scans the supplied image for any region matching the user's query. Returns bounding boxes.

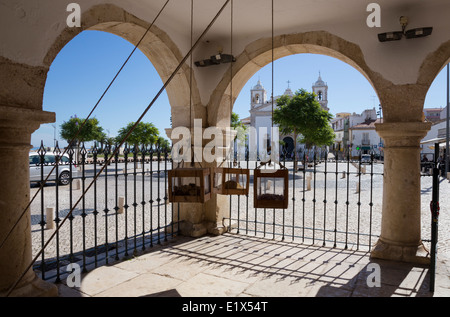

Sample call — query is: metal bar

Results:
[164,148,168,241]
[81,145,87,271]
[334,149,339,248]
[157,145,162,244]
[123,145,129,256]
[369,152,374,250]
[133,146,138,255]
[302,152,306,242]
[103,145,110,264]
[54,146,61,282]
[68,146,74,263]
[323,151,328,246]
[246,152,249,235]
[430,143,440,292]
[38,145,46,279]
[149,145,154,247]
[93,144,99,266]
[312,150,317,244]
[357,152,362,250]
[291,149,296,241]
[114,145,120,260]
[141,146,146,251]
[345,151,350,249]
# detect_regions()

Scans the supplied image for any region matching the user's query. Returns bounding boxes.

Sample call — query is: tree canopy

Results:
[273,89,335,150]
[60,116,105,146]
[115,121,160,147]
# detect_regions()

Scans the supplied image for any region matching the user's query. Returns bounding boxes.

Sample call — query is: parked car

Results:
[361,154,372,164]
[29,152,79,185]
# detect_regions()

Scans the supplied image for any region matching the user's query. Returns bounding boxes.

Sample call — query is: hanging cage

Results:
[253,162,289,209]
[212,167,250,195]
[168,167,211,203]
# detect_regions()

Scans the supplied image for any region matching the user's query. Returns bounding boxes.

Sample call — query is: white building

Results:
[247,75,329,158]
[331,108,383,159]
[349,118,383,158]
[421,118,449,160]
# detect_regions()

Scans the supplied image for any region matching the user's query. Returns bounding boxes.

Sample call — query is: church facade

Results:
[245,74,329,159]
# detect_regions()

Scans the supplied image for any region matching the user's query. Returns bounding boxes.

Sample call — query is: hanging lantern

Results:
[254,163,289,209]
[168,167,211,203]
[212,167,250,195]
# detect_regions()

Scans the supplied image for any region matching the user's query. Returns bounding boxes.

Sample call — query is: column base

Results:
[1,273,58,297]
[178,221,208,238]
[370,238,430,265]
[207,222,229,236]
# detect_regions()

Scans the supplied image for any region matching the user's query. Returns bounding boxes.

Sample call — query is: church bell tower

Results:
[312,72,329,111]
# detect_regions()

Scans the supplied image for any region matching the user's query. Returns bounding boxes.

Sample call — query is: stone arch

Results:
[207,30,423,127]
[43,3,202,128]
[417,39,450,97]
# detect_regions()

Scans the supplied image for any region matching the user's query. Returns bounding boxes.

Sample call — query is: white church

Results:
[243,74,329,159]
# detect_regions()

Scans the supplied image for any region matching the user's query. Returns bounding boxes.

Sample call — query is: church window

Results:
[318,91,323,101]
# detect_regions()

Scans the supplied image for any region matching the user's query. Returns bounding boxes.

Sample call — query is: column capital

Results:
[375,121,431,147]
[0,105,55,127]
[0,105,55,149]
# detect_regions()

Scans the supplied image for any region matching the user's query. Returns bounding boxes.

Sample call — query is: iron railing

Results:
[30,142,176,282]
[224,150,384,251]
[30,142,439,283]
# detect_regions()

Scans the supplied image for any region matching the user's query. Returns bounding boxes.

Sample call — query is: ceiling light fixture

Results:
[195,53,236,67]
[378,16,432,42]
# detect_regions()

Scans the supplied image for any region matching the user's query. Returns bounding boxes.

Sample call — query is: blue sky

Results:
[32,30,448,148]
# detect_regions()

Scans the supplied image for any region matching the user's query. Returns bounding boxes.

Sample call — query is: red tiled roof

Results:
[349,118,383,129]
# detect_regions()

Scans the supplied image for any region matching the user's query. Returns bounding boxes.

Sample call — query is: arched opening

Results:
[33,30,173,149]
[42,4,201,132]
[212,32,385,249]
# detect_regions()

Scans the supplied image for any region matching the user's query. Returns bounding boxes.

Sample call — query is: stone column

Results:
[165,126,235,237]
[0,105,58,297]
[371,121,431,264]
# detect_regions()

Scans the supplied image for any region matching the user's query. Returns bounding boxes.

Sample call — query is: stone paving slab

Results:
[56,233,450,298]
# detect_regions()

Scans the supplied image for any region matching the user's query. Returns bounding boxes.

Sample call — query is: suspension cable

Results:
[0,0,170,253]
[6,0,231,297]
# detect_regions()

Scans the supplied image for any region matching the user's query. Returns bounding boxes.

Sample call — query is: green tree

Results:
[116,122,159,147]
[273,89,335,166]
[156,136,171,153]
[231,112,248,160]
[60,116,105,147]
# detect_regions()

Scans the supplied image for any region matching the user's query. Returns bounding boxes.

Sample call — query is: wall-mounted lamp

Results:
[378,16,432,42]
[195,53,235,67]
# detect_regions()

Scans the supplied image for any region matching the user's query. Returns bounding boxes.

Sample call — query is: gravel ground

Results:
[29,159,450,278]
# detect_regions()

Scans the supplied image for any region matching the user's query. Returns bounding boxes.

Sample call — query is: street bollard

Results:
[118,196,124,214]
[46,207,55,229]
[73,178,81,190]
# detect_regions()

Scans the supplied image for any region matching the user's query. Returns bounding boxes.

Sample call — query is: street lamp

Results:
[52,124,57,148]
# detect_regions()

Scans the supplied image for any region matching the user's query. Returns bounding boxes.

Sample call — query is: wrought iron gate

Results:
[225,150,383,252]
